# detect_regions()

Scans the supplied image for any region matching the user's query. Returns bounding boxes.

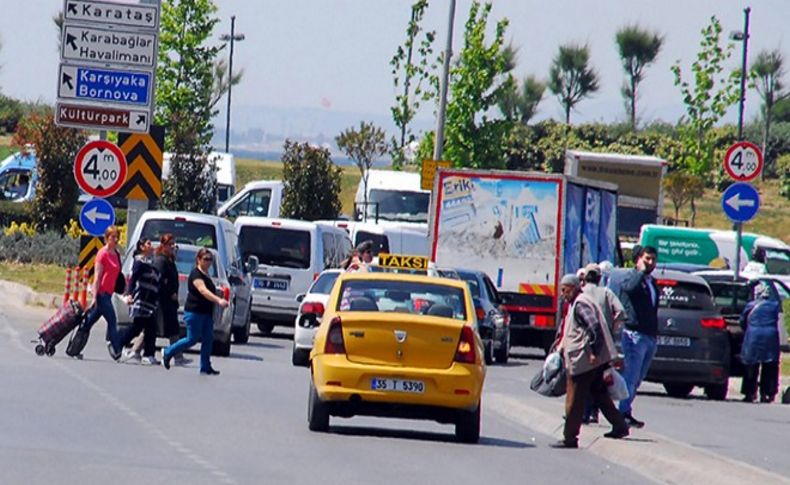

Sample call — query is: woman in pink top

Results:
[83,225,124,360]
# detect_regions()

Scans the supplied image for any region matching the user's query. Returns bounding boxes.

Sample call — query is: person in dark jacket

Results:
[152,233,191,365]
[117,238,160,365]
[740,283,781,403]
[617,246,659,428]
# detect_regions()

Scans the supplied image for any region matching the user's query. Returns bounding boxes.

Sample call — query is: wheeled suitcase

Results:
[35,300,85,357]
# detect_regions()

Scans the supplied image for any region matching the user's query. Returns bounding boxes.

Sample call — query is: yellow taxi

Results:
[308,271,486,443]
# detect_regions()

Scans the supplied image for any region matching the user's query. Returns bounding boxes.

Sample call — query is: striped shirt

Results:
[127,256,160,318]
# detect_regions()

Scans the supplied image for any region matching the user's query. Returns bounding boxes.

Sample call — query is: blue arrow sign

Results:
[58,64,152,107]
[79,198,116,237]
[722,182,760,223]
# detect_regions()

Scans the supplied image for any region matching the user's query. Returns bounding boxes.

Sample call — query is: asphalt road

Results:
[1,293,789,485]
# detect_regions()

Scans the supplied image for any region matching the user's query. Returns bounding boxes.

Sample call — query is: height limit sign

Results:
[724,141,763,182]
[74,140,128,198]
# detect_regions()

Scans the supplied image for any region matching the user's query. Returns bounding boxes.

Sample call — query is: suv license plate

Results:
[371,378,425,393]
[657,335,691,347]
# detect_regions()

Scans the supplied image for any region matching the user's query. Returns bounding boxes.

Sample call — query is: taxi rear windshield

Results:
[657,281,715,311]
[337,279,467,320]
[239,226,311,269]
[141,220,217,249]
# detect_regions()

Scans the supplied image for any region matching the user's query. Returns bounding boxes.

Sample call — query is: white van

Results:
[217,180,284,219]
[320,220,430,257]
[235,217,352,335]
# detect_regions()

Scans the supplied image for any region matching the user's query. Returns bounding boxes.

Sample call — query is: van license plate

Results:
[657,335,691,347]
[371,378,425,393]
[254,278,288,291]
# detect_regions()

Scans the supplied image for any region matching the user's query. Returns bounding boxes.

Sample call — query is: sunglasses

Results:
[201,256,214,262]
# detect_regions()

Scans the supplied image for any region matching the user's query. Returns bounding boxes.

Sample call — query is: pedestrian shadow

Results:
[224,351,263,362]
[329,425,533,448]
[241,341,285,350]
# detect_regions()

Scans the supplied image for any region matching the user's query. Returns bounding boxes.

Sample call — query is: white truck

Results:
[429,168,619,353]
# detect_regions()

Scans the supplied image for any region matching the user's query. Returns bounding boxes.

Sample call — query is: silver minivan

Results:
[235,216,351,335]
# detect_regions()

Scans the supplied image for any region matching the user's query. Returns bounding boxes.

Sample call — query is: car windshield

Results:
[337,279,467,320]
[656,279,715,311]
[141,220,217,248]
[309,272,340,295]
[366,189,429,223]
[0,168,32,201]
[764,248,790,276]
[239,226,311,269]
[175,248,218,278]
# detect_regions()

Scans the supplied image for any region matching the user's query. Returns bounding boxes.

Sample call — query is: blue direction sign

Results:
[722,182,760,223]
[79,198,116,237]
[58,64,152,108]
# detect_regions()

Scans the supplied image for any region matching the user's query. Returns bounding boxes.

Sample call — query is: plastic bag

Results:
[530,351,566,397]
[543,351,562,380]
[604,367,629,401]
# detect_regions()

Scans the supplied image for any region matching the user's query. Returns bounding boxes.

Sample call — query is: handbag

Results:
[530,351,567,397]
[113,250,126,294]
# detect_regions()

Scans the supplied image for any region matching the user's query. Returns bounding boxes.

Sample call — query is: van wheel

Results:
[455,402,481,444]
[704,381,729,401]
[308,380,330,432]
[257,321,274,336]
[663,383,694,399]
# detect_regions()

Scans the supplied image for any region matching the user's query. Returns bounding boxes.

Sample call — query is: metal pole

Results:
[224,15,236,154]
[734,7,750,281]
[432,0,456,161]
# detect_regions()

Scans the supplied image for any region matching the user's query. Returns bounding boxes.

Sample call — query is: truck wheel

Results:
[308,380,330,432]
[455,402,481,444]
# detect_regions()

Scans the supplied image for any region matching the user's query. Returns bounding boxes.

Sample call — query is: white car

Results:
[291,269,342,366]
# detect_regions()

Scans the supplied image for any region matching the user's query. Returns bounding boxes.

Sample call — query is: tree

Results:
[13,113,86,231]
[443,1,513,169]
[336,121,388,218]
[390,0,436,169]
[777,153,790,200]
[498,75,545,124]
[751,49,789,180]
[671,16,740,179]
[156,0,223,213]
[662,171,705,224]
[548,43,600,125]
[210,57,244,109]
[280,141,342,221]
[615,24,663,130]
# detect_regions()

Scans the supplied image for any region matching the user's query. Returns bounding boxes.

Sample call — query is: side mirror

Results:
[246,255,259,274]
[296,293,305,303]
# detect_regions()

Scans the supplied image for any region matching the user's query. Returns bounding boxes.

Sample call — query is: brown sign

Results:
[575,160,664,202]
[56,102,150,133]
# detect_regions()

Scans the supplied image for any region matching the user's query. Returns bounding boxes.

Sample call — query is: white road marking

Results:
[487,392,790,485]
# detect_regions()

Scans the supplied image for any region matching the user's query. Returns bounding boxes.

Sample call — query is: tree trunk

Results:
[630,77,637,131]
[690,197,697,227]
[565,103,571,125]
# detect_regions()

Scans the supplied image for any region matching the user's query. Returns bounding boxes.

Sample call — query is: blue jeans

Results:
[618,329,657,415]
[164,311,214,372]
[84,293,119,352]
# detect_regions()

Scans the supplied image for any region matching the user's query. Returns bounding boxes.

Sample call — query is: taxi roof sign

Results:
[377,253,430,271]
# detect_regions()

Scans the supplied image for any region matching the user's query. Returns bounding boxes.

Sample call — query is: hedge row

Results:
[0,201,127,230]
[0,232,79,266]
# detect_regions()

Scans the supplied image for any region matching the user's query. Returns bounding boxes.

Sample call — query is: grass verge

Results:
[0,262,66,295]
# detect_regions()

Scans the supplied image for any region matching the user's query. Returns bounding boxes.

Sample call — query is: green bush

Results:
[0,201,34,227]
[0,231,78,266]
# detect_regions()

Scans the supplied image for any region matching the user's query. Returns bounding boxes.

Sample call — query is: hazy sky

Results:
[0,0,788,131]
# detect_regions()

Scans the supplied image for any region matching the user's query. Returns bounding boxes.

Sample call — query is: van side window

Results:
[322,232,336,268]
[227,189,272,218]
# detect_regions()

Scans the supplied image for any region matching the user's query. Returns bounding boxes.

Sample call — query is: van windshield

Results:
[367,189,429,223]
[141,220,217,248]
[239,226,311,269]
[764,248,790,275]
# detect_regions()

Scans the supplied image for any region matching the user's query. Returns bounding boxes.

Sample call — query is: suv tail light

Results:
[324,317,346,354]
[301,301,325,317]
[454,326,477,364]
[218,286,231,301]
[700,317,726,329]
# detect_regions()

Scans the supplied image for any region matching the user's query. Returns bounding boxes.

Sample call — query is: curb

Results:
[0,280,61,309]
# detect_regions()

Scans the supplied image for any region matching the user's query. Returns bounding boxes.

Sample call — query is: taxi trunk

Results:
[340,313,463,369]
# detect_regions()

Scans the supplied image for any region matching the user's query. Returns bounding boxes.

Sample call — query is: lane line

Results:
[2,320,237,484]
[487,392,790,485]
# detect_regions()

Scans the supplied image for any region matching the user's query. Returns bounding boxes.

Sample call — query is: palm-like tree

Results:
[548,43,599,125]
[615,24,663,130]
[752,49,789,179]
[498,75,545,124]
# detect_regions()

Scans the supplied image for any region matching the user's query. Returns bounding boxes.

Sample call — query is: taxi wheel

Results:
[455,402,481,444]
[308,381,330,432]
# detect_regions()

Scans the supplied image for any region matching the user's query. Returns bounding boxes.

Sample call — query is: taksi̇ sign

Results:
[724,141,763,182]
[74,140,128,198]
[721,182,760,223]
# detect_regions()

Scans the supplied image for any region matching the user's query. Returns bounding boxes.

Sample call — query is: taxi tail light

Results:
[700,317,726,329]
[475,307,486,321]
[454,326,477,364]
[301,301,325,317]
[324,317,346,354]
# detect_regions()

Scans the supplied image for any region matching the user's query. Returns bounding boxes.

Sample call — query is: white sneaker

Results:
[121,348,142,363]
[141,356,160,366]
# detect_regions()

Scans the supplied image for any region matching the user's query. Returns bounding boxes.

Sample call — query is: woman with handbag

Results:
[116,238,160,365]
[82,225,125,360]
[740,283,781,403]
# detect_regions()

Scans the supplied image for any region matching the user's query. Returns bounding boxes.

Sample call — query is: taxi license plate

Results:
[371,378,425,393]
[657,335,691,347]
[254,278,288,291]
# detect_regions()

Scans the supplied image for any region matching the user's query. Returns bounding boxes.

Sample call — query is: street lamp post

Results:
[221,15,245,154]
[433,0,456,161]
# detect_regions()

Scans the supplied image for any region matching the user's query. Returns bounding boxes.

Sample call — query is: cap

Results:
[584,263,601,277]
[560,274,580,287]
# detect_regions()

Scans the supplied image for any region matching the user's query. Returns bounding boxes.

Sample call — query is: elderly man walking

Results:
[551,274,629,449]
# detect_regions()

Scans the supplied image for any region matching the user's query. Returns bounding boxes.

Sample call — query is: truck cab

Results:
[217,179,284,220]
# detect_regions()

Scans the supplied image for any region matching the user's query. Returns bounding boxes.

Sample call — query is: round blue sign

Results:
[721,182,760,223]
[79,198,116,237]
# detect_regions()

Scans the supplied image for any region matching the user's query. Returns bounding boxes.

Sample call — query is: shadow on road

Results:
[241,341,285,350]
[329,425,533,448]
[251,330,293,341]
[508,351,545,362]
[225,351,263,362]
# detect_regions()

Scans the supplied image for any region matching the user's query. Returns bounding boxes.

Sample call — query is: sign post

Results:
[722,142,763,280]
